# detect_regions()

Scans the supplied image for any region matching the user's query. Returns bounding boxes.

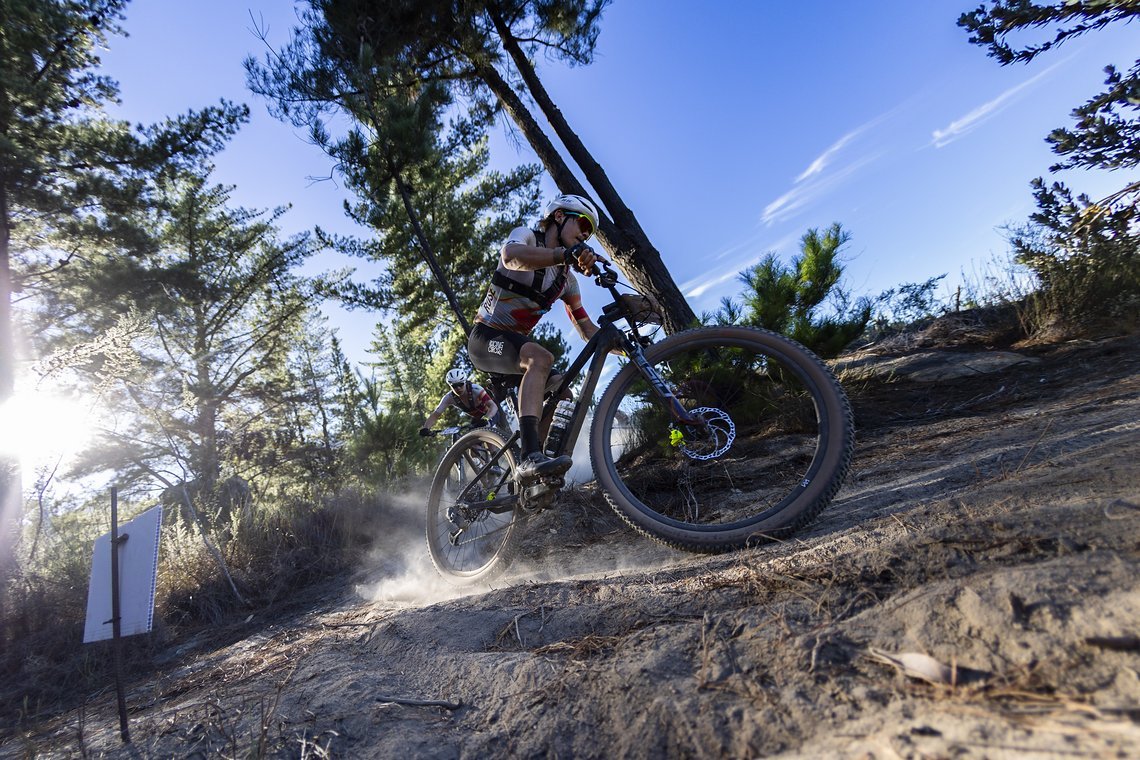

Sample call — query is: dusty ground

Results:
[8,326,1140,758]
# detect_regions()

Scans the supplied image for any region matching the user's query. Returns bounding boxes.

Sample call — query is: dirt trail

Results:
[13,334,1140,758]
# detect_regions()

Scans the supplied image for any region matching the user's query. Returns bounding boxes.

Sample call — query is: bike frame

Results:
[454,263,701,508]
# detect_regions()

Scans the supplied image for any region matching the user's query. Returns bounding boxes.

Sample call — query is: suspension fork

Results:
[623,338,704,427]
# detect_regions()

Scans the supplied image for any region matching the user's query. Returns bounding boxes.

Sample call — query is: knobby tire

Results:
[590,326,854,552]
[425,429,522,586]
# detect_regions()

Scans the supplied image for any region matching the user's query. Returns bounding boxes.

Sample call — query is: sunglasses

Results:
[450,383,466,391]
[563,211,594,238]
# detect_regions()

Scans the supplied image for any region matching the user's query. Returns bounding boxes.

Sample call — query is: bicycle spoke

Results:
[426,429,523,584]
[592,326,854,551]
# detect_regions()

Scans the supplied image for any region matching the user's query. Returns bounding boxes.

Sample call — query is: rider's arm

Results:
[501,227,563,271]
[562,274,625,355]
[501,226,596,273]
[421,395,452,430]
[467,386,499,425]
[561,275,599,342]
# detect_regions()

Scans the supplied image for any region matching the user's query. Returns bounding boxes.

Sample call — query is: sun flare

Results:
[0,390,94,471]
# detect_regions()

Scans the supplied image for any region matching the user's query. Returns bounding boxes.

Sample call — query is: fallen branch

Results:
[1084,636,1140,652]
[375,695,462,710]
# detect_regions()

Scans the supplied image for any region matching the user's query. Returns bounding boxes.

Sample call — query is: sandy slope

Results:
[15,333,1140,759]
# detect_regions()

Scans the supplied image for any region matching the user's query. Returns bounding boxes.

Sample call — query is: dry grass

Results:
[0,486,400,738]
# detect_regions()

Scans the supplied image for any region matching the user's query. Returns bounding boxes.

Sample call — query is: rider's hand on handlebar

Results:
[562,243,598,274]
[471,418,488,428]
[419,428,434,437]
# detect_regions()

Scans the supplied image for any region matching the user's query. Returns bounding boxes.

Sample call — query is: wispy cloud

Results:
[683,266,745,300]
[682,232,798,300]
[762,152,883,226]
[761,108,897,227]
[794,131,860,183]
[794,112,890,182]
[930,59,1067,148]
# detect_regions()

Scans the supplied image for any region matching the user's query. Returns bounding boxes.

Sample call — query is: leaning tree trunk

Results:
[0,176,16,660]
[472,58,697,334]
[0,178,12,403]
[392,167,473,336]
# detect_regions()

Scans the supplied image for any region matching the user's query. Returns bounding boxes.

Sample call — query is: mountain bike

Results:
[426,251,855,586]
[423,423,478,447]
[424,422,511,488]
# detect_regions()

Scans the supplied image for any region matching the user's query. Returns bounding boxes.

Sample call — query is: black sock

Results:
[520,416,540,456]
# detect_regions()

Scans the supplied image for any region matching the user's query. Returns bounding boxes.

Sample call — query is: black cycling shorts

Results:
[468,322,531,376]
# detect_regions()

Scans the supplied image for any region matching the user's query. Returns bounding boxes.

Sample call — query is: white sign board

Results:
[83,505,163,643]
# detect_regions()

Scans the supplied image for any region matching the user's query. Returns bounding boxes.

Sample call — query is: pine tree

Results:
[1,0,247,402]
[732,223,871,359]
[61,170,316,525]
[247,0,697,334]
[960,1,1140,322]
[0,0,246,656]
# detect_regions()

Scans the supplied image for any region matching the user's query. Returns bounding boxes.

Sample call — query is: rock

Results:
[834,349,1040,382]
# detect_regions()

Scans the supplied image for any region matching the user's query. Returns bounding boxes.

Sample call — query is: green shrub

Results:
[718,223,872,358]
[1011,180,1140,331]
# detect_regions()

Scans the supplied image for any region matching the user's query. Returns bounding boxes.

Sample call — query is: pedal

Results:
[524,481,563,499]
[521,476,563,511]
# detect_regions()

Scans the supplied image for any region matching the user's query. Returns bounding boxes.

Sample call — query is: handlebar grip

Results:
[564,243,611,279]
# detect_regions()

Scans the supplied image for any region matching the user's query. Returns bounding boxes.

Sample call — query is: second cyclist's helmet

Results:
[445,368,467,386]
[543,193,599,234]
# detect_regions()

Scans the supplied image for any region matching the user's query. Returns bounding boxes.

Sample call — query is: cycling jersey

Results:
[475,226,583,334]
[430,382,497,420]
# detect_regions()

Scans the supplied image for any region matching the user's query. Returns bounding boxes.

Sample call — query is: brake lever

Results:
[593,256,617,286]
[579,249,613,280]
[564,243,614,283]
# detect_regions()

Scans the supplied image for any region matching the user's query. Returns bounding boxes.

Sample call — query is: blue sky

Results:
[98,1,1139,365]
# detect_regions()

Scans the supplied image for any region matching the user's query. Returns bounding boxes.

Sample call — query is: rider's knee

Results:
[520,343,554,373]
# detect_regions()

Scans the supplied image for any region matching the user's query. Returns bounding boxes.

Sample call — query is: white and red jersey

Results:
[475,226,589,334]
[431,382,497,420]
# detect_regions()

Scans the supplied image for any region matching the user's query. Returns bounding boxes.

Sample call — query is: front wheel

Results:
[426,429,523,586]
[590,326,854,552]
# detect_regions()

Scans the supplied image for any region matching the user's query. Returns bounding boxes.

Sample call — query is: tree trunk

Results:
[193,307,221,505]
[484,13,697,334]
[0,176,17,660]
[392,169,473,336]
[0,178,12,403]
[0,21,16,653]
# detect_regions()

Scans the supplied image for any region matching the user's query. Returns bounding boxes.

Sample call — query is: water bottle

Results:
[544,399,575,456]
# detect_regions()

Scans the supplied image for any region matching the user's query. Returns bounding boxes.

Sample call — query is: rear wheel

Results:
[590,326,854,552]
[426,429,522,585]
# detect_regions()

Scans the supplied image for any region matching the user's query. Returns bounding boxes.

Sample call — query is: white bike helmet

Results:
[445,368,467,386]
[543,193,599,234]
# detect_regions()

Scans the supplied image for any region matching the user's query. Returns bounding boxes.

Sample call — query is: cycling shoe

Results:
[515,451,571,485]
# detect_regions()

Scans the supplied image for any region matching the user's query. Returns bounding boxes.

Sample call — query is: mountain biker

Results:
[467,192,602,485]
[419,368,500,437]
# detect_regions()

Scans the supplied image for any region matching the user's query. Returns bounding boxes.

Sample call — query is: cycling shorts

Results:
[468,322,531,375]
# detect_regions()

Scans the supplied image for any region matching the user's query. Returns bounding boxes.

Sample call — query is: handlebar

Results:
[568,247,663,331]
[425,421,485,438]
[565,242,618,287]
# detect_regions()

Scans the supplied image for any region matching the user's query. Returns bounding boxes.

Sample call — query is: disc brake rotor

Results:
[671,407,735,460]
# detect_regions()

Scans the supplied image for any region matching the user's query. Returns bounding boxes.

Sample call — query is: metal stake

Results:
[109,487,130,744]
